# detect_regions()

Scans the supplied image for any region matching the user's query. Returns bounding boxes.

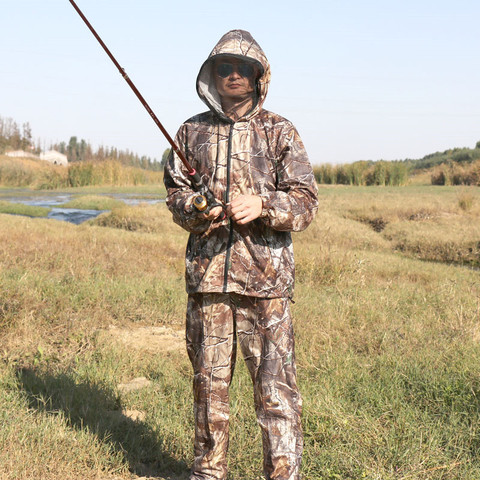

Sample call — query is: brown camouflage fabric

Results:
[164,29,318,480]
[164,29,318,299]
[187,293,302,480]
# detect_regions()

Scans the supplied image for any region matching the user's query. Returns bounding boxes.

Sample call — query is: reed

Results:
[0,156,68,188]
[67,160,162,187]
[0,155,163,189]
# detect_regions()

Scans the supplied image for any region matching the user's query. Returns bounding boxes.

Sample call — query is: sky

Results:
[1,0,480,165]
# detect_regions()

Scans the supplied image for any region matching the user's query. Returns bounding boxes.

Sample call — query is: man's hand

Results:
[227,195,263,224]
[200,206,224,221]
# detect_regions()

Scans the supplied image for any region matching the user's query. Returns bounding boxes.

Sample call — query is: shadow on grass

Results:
[18,367,189,479]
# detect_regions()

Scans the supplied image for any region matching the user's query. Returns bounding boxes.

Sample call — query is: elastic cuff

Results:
[259,194,271,218]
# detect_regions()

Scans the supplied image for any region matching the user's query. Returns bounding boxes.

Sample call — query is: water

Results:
[48,208,107,224]
[0,190,163,224]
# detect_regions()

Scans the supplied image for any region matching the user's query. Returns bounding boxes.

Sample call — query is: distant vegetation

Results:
[0,115,168,172]
[314,141,480,186]
[0,115,167,188]
[51,136,164,172]
[314,160,409,186]
[0,116,37,154]
[409,141,480,170]
[2,114,480,187]
[430,159,480,186]
[410,141,480,186]
[0,155,162,189]
[67,159,162,187]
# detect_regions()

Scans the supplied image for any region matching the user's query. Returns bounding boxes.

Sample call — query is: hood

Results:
[196,29,271,121]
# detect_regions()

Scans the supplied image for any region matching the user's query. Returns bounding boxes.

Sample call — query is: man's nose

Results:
[229,68,241,79]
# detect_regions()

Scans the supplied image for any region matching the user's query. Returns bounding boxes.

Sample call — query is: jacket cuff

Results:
[259,193,273,218]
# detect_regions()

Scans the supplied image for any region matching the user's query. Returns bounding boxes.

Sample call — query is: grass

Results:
[59,195,126,211]
[64,184,166,196]
[0,155,165,190]
[0,200,51,218]
[320,185,480,267]
[92,203,171,232]
[1,185,480,479]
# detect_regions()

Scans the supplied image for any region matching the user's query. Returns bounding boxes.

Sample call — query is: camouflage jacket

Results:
[164,30,318,298]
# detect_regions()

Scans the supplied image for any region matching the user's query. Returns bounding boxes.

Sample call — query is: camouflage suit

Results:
[164,30,318,480]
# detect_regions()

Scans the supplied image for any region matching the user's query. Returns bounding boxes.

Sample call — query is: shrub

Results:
[430,160,480,186]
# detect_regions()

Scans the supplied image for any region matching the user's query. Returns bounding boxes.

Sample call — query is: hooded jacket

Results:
[164,30,318,298]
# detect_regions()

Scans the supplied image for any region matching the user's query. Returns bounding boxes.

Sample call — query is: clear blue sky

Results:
[2,0,479,165]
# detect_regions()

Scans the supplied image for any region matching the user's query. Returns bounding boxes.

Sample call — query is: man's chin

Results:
[226,93,252,103]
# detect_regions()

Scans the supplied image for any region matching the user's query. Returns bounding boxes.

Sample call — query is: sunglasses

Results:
[216,62,256,78]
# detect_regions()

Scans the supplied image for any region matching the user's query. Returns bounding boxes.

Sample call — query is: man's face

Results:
[214,57,258,101]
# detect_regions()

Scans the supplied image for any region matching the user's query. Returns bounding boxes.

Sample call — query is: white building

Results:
[39,150,68,166]
[5,149,68,166]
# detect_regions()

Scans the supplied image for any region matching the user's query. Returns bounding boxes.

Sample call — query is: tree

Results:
[21,123,32,150]
[161,148,171,167]
[67,136,79,162]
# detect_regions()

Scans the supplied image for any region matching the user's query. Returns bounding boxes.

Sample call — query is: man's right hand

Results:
[200,206,223,221]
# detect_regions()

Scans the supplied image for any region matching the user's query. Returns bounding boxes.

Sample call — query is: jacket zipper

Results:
[223,123,234,293]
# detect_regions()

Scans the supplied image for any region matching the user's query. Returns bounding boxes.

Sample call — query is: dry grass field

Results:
[1,184,480,479]
[0,155,162,189]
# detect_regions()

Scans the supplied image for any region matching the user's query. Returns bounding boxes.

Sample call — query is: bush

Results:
[430,160,480,186]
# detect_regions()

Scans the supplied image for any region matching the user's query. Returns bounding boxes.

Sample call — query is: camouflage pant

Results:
[186,293,303,480]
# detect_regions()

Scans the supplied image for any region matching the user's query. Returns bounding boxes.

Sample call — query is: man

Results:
[164,29,318,480]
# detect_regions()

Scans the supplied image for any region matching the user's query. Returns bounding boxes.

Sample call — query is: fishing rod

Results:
[68,0,222,215]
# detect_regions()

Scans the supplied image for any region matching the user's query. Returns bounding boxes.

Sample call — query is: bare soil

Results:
[101,325,185,354]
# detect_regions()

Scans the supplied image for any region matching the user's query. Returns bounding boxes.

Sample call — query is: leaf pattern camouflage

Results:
[164,29,318,480]
[164,29,318,299]
[187,293,303,480]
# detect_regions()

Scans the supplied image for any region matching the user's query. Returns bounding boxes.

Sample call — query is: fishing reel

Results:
[193,193,226,219]
[193,194,208,212]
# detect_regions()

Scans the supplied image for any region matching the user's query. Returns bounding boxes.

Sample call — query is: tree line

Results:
[50,136,165,172]
[413,141,480,186]
[3,115,479,185]
[314,141,480,186]
[0,115,167,172]
[0,117,38,155]
[408,142,480,171]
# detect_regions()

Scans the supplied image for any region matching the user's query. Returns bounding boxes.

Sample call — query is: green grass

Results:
[1,185,480,479]
[91,203,171,232]
[59,195,126,210]
[0,200,51,218]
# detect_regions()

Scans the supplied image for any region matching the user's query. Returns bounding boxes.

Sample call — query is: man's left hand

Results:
[227,195,263,224]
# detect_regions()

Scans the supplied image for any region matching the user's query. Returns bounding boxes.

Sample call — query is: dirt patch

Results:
[101,325,185,354]
[105,408,147,424]
[368,217,388,232]
[118,377,152,394]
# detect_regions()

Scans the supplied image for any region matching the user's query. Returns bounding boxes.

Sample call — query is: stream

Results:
[0,190,163,225]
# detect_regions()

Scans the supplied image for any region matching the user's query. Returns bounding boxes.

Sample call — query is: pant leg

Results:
[235,295,303,480]
[186,293,236,480]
